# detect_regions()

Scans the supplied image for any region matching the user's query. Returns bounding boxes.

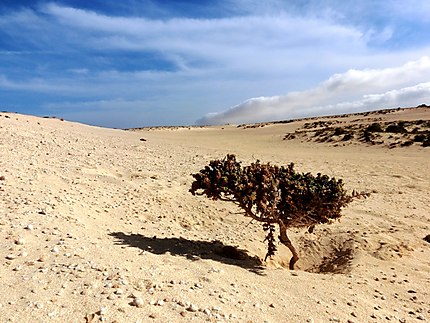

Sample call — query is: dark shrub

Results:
[190,155,368,269]
[333,127,345,136]
[361,130,375,143]
[366,123,384,132]
[400,140,414,147]
[386,124,408,133]
[342,133,354,141]
[283,133,296,140]
[414,134,426,142]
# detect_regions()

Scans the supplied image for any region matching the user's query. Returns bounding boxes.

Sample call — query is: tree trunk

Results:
[278,222,299,270]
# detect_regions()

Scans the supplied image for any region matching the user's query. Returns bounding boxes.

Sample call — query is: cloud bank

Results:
[197,57,430,125]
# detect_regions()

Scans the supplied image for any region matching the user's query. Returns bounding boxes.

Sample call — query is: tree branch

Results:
[278,221,299,270]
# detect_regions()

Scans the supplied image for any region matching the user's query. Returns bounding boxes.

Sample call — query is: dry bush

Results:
[190,154,369,269]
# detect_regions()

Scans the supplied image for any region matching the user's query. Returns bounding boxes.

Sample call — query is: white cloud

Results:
[0,74,77,92]
[41,3,365,73]
[197,57,430,125]
[68,68,89,75]
[307,82,430,116]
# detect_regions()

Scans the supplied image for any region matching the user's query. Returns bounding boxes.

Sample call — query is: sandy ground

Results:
[0,109,429,322]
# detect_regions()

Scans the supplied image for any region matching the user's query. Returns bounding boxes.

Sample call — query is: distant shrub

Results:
[360,130,377,143]
[413,134,426,142]
[190,155,368,269]
[283,133,296,140]
[366,123,384,132]
[342,133,354,141]
[333,127,346,136]
[400,140,414,147]
[386,123,408,133]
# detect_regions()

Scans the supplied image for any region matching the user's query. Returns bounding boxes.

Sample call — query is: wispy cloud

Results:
[197,57,430,125]
[40,3,366,72]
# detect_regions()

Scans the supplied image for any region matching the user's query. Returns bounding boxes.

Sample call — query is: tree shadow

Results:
[109,232,265,275]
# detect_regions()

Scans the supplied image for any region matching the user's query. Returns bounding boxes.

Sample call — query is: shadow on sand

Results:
[109,232,265,275]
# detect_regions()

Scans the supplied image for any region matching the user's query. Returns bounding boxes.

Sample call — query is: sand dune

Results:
[1,108,429,322]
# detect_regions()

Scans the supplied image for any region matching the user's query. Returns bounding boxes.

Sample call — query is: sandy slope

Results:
[0,109,429,322]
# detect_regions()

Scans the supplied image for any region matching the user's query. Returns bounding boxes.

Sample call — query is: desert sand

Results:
[0,107,429,322]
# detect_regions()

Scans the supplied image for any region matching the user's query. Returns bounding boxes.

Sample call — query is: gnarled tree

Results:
[190,154,368,269]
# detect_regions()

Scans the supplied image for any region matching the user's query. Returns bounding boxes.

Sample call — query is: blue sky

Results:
[1,1,430,127]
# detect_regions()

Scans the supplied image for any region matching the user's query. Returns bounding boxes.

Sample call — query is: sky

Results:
[1,1,430,128]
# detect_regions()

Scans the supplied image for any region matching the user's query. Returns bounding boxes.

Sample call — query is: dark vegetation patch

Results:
[366,123,384,132]
[237,123,268,129]
[284,113,430,148]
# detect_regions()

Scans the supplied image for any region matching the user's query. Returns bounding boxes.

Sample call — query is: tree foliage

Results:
[190,154,369,269]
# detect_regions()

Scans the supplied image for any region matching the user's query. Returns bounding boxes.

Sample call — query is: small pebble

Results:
[25,224,34,230]
[177,300,187,307]
[187,304,198,312]
[156,300,164,306]
[133,297,144,308]
[15,238,25,245]
[51,246,59,253]
[99,306,108,315]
